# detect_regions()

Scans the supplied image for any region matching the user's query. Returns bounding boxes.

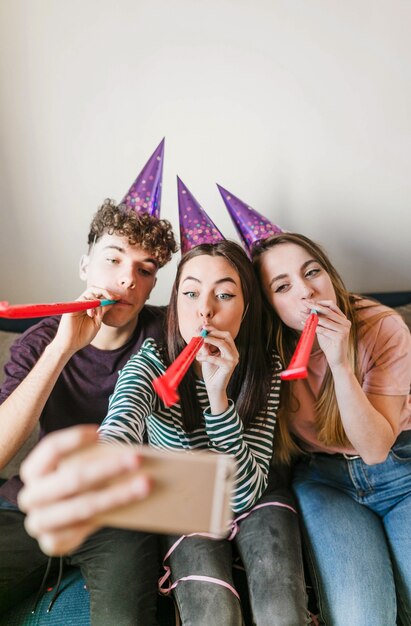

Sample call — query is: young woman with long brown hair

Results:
[253,232,411,626]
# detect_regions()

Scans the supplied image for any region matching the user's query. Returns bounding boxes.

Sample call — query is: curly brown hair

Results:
[87,199,178,267]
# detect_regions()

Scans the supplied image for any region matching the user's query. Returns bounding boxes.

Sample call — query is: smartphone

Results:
[61,443,236,538]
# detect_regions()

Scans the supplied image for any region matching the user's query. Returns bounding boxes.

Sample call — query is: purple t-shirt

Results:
[0,305,166,505]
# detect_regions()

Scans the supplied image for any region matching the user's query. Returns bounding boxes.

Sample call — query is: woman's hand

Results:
[303,300,405,463]
[196,326,239,415]
[18,425,150,555]
[53,287,118,354]
[304,299,351,370]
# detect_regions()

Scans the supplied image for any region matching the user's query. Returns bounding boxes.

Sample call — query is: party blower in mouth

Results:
[153,329,209,407]
[280,309,318,380]
[0,299,118,319]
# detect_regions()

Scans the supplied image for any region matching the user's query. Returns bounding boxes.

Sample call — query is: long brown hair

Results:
[167,241,271,432]
[253,232,382,463]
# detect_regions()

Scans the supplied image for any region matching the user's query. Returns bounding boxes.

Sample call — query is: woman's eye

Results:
[306,268,320,278]
[106,258,119,264]
[274,284,289,293]
[216,293,234,301]
[182,291,198,299]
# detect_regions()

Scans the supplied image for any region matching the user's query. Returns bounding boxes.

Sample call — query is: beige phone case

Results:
[63,444,236,538]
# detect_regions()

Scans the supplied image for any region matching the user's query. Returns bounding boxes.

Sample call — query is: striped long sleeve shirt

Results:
[98,338,282,513]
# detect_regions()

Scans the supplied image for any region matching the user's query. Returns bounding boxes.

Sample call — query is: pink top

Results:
[288,300,411,455]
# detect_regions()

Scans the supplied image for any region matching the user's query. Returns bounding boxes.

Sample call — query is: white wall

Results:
[1,0,410,307]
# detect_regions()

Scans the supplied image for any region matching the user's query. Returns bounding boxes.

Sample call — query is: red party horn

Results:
[0,299,117,319]
[280,310,318,380]
[153,330,208,407]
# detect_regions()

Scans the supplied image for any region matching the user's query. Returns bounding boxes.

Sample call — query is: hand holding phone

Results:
[19,430,235,555]
[77,443,236,537]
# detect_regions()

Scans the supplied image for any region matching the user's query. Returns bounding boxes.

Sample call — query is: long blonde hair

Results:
[253,233,390,464]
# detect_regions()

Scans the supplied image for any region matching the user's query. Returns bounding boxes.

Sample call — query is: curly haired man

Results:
[0,199,177,625]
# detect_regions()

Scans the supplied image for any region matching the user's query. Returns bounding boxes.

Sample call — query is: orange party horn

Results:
[153,329,208,407]
[280,310,318,380]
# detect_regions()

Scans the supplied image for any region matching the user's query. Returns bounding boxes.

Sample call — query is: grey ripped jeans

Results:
[162,467,310,626]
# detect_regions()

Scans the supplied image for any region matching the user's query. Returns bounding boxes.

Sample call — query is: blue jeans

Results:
[293,429,411,626]
[164,469,310,625]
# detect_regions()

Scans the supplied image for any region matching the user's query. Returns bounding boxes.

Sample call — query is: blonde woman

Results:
[253,232,411,626]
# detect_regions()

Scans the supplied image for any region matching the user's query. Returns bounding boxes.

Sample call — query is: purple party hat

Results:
[217,184,282,256]
[121,138,165,217]
[177,177,225,254]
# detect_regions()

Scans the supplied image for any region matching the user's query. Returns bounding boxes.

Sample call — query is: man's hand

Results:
[52,287,118,354]
[18,426,151,555]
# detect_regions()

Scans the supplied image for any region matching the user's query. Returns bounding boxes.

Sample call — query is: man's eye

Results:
[139,268,153,277]
[106,258,119,264]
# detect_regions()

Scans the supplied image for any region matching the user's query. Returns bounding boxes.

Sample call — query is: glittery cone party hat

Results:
[217,184,282,256]
[177,177,225,254]
[121,138,165,217]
